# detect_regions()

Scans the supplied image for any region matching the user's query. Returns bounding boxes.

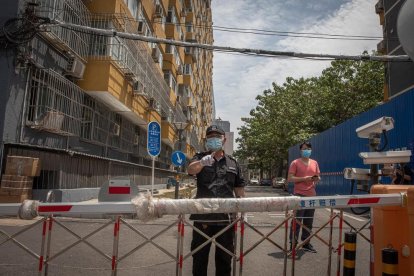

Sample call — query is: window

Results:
[184,64,192,75]
[164,71,177,93]
[124,0,139,18]
[26,69,83,136]
[167,7,177,23]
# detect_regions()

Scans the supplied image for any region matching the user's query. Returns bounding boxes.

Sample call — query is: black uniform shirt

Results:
[189,152,245,223]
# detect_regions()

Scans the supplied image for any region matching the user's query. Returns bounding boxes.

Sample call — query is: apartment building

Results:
[212,118,234,155]
[0,0,214,193]
[375,0,414,99]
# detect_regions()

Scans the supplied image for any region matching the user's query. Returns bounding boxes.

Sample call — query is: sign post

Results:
[171,151,186,199]
[147,121,161,196]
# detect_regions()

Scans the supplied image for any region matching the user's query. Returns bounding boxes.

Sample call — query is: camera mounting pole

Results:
[368,133,381,185]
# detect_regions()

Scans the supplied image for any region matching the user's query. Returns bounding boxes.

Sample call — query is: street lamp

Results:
[173,122,188,199]
[173,122,188,151]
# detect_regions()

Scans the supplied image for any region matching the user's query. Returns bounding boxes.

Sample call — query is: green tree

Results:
[235,57,384,178]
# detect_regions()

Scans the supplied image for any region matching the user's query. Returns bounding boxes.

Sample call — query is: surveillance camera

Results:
[355,117,394,138]
[343,168,371,180]
[359,150,412,165]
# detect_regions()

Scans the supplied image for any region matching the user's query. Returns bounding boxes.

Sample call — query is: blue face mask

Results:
[205,137,223,151]
[301,149,312,158]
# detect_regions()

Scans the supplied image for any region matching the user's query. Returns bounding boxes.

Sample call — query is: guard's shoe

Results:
[302,243,317,253]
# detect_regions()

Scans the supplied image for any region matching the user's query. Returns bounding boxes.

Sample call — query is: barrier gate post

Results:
[111,216,121,276]
[336,210,343,276]
[371,185,410,275]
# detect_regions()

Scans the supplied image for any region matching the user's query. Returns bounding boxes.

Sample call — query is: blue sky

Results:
[211,0,383,147]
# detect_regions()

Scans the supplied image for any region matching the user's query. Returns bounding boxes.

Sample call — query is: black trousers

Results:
[289,208,315,244]
[191,222,234,276]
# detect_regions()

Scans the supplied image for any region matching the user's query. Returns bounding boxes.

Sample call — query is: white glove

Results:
[200,155,215,167]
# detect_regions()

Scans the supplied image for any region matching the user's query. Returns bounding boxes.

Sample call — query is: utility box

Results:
[98,177,139,202]
[5,156,41,177]
[371,185,414,276]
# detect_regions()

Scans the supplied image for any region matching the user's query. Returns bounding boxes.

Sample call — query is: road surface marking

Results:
[325,208,366,222]
[269,213,286,217]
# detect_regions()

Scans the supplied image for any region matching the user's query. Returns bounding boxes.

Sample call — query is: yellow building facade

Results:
[78,0,214,160]
[0,0,214,192]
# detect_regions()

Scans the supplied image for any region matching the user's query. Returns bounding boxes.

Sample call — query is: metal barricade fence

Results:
[0,193,405,275]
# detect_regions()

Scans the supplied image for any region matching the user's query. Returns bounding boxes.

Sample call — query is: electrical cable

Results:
[48,20,412,62]
[349,179,370,215]
[31,5,401,42]
[375,130,389,152]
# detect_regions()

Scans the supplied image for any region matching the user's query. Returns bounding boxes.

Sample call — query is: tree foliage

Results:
[234,57,384,176]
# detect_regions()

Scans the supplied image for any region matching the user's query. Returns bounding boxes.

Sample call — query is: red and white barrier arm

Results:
[297,193,405,209]
[0,193,406,220]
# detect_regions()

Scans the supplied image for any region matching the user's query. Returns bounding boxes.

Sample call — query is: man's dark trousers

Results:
[290,208,315,244]
[191,221,234,276]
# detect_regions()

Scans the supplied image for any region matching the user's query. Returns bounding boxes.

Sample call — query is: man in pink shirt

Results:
[288,141,320,253]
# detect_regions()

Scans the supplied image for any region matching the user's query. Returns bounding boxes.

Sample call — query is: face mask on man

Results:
[205,137,223,151]
[301,149,312,158]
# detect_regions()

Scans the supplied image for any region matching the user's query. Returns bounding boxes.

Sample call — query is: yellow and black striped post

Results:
[382,248,398,276]
[343,232,357,276]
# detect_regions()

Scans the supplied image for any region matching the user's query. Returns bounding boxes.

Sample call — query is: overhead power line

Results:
[48,21,411,62]
[156,21,387,41]
[33,4,398,41]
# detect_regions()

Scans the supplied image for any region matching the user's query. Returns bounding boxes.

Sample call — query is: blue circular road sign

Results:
[147,121,161,157]
[171,151,186,167]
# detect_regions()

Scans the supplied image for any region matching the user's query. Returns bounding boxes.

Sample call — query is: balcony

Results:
[182,75,194,89]
[163,54,174,71]
[165,23,181,41]
[35,0,90,60]
[26,69,83,136]
[147,110,161,123]
[185,32,196,42]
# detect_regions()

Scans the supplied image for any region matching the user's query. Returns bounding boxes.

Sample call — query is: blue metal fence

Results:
[288,88,414,196]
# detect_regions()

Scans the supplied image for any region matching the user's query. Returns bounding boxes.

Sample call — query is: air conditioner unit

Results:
[65,57,85,79]
[148,98,161,113]
[133,81,143,93]
[133,134,139,145]
[124,72,135,81]
[152,47,161,62]
[148,98,157,109]
[133,82,149,98]
[137,21,147,35]
[35,111,65,130]
[112,123,120,136]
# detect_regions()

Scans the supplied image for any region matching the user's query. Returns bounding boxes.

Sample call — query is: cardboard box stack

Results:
[0,156,41,203]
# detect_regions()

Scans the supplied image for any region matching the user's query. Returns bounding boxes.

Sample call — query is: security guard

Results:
[187,125,245,276]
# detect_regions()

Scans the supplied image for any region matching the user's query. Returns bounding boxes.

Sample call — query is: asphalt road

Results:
[0,186,371,275]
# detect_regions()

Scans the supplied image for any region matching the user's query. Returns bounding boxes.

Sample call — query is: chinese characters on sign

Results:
[300,198,337,208]
[147,121,161,157]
